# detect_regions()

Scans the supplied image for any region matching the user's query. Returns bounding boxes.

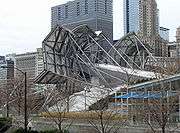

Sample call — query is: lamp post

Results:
[0,66,28,132]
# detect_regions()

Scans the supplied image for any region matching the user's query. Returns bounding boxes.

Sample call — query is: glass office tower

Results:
[123,0,139,34]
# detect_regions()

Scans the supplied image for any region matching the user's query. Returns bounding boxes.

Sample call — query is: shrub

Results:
[40,129,59,133]
[0,117,12,132]
[12,127,39,133]
[40,129,69,133]
[12,128,69,133]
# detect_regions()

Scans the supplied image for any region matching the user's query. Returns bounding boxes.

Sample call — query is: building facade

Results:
[0,56,14,80]
[36,48,44,77]
[123,0,139,34]
[139,0,159,37]
[51,0,113,44]
[123,0,160,36]
[14,48,44,89]
[176,26,180,43]
[168,43,177,57]
[15,52,37,88]
[159,27,169,41]
[167,42,180,58]
[137,0,168,57]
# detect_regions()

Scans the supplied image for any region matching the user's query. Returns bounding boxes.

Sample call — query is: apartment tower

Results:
[139,0,159,37]
[176,26,180,43]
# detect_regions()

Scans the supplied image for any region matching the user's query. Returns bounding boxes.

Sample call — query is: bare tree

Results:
[0,75,45,130]
[85,86,127,133]
[132,90,179,133]
[130,60,180,133]
[40,82,76,132]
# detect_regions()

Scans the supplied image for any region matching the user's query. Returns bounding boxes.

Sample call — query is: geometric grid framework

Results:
[35,25,157,93]
[108,32,154,70]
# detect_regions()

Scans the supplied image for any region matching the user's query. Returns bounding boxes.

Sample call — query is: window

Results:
[105,0,107,14]
[77,2,80,16]
[65,5,68,18]
[95,0,98,11]
[58,7,61,20]
[85,0,88,14]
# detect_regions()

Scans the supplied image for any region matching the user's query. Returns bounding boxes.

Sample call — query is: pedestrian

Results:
[28,121,33,131]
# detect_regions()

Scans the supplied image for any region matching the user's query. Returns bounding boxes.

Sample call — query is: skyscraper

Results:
[159,27,169,41]
[51,0,113,43]
[124,0,160,36]
[123,0,139,34]
[138,0,169,57]
[13,49,45,91]
[15,52,37,88]
[139,0,159,37]
[176,26,180,43]
[0,56,14,80]
[36,48,44,76]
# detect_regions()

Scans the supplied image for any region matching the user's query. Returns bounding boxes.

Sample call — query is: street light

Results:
[0,66,28,132]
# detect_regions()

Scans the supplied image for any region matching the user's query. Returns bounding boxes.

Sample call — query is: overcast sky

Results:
[0,0,180,55]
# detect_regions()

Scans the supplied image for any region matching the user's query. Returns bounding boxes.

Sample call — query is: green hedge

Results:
[12,128,38,133]
[40,129,69,133]
[0,117,12,132]
[40,129,61,133]
[12,128,69,133]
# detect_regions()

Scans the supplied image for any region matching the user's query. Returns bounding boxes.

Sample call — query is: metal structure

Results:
[35,25,156,93]
[108,32,153,69]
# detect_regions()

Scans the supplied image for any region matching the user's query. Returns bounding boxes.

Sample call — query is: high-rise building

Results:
[0,56,14,90]
[123,0,160,36]
[15,52,37,88]
[156,9,160,33]
[137,0,168,57]
[14,48,44,89]
[0,56,8,80]
[175,26,180,57]
[36,48,44,76]
[139,0,159,37]
[159,27,169,41]
[51,0,113,43]
[123,0,139,34]
[6,53,16,62]
[176,26,180,43]
[167,42,180,57]
[0,56,14,80]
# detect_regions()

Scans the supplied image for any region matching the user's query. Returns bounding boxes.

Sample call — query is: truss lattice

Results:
[35,25,156,91]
